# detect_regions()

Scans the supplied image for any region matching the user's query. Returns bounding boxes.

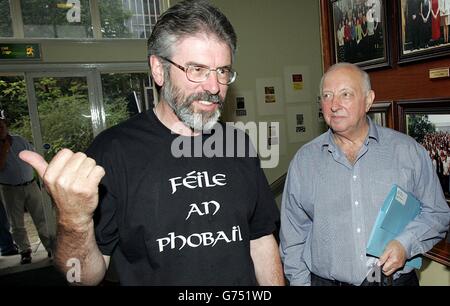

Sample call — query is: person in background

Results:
[0,111,52,264]
[0,198,18,256]
[0,110,18,257]
[279,63,450,286]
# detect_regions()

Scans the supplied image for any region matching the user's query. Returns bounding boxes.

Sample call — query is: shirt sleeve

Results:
[395,143,450,259]
[279,155,312,286]
[248,157,280,240]
[85,134,120,256]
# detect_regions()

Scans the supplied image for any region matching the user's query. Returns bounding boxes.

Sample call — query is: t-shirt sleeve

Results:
[85,134,120,256]
[248,158,280,240]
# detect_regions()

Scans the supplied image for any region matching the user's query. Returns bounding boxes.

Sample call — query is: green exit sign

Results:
[0,43,41,60]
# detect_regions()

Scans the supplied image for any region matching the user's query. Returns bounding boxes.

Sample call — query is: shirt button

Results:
[353,175,357,181]
[357,228,361,233]
[355,201,359,206]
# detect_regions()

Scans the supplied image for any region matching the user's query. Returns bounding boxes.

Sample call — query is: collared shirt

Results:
[0,135,35,185]
[280,117,450,286]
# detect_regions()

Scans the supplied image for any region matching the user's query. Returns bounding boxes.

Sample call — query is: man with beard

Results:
[18,0,284,286]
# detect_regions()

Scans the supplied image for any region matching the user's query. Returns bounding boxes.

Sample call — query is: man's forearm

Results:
[54,220,107,286]
[251,235,285,286]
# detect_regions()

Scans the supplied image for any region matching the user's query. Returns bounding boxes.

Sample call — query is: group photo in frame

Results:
[329,0,391,69]
[397,98,450,200]
[398,0,450,63]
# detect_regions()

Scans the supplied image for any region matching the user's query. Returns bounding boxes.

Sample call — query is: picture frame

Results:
[368,101,393,128]
[397,98,450,266]
[329,0,391,70]
[397,98,450,200]
[397,0,450,64]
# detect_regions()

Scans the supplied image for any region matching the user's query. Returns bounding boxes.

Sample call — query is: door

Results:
[0,69,152,256]
[23,71,103,244]
[25,72,103,160]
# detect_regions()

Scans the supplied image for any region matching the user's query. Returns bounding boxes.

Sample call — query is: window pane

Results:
[34,76,93,161]
[100,0,162,39]
[0,0,13,37]
[21,0,93,38]
[100,0,133,38]
[101,72,151,127]
[0,76,32,143]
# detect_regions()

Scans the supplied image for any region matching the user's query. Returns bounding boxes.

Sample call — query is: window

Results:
[21,0,93,38]
[0,76,32,142]
[100,0,161,39]
[2,0,163,39]
[101,72,152,127]
[0,0,13,37]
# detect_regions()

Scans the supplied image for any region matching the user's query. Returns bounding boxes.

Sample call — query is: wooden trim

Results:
[424,238,450,267]
[319,0,332,71]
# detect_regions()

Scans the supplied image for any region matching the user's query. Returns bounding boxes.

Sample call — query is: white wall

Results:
[418,258,450,286]
[209,0,326,182]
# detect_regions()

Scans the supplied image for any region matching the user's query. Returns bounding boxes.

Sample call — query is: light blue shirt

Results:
[280,117,450,286]
[0,135,35,185]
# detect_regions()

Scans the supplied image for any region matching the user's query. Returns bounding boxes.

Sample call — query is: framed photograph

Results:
[397,98,450,266]
[368,101,393,128]
[398,0,450,64]
[329,0,391,70]
[397,98,450,199]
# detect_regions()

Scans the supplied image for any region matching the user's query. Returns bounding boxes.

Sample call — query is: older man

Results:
[280,63,450,286]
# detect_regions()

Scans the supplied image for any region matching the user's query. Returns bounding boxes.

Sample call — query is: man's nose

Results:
[201,72,220,95]
[330,95,341,111]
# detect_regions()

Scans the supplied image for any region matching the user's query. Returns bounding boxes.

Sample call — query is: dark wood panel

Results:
[424,238,450,267]
[370,58,450,101]
[319,0,332,71]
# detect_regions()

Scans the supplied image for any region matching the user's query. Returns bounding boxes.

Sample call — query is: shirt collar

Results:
[366,116,380,145]
[321,116,380,152]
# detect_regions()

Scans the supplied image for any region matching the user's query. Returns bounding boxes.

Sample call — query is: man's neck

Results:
[154,101,200,137]
[332,122,370,164]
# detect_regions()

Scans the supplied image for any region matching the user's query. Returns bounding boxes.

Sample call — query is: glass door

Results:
[24,71,103,245]
[0,69,152,263]
[25,72,103,160]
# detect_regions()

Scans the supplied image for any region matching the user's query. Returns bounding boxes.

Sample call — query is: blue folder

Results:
[366,184,422,269]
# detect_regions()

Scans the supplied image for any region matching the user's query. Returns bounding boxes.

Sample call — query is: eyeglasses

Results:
[160,56,237,85]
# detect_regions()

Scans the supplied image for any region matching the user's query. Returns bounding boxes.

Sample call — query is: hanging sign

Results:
[0,43,41,60]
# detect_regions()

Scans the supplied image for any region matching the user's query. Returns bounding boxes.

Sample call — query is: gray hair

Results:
[319,62,372,95]
[148,0,237,64]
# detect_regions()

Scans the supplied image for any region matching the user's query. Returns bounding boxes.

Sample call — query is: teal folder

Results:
[366,184,422,269]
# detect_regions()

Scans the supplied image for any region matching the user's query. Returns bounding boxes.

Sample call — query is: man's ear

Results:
[365,90,375,112]
[150,55,165,87]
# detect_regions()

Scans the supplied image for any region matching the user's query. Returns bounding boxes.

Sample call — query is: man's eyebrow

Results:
[337,87,355,92]
[185,61,232,69]
[185,61,209,67]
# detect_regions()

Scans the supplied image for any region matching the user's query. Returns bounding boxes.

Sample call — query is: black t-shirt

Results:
[86,110,279,285]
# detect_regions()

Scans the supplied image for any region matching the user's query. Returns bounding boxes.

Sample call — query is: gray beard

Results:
[160,76,223,132]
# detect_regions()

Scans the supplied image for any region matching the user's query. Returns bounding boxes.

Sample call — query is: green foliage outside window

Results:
[407,114,436,144]
[99,0,133,38]
[0,77,129,161]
